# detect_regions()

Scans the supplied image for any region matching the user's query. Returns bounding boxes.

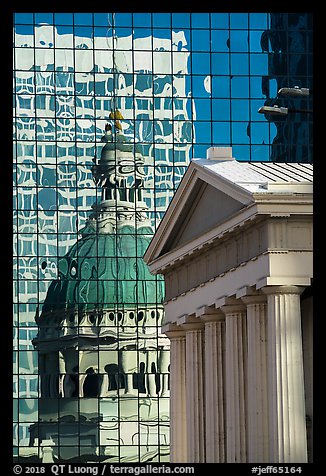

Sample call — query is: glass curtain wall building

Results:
[13,12,313,463]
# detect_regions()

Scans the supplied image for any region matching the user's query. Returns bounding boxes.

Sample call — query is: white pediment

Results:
[144,160,255,266]
[162,179,246,252]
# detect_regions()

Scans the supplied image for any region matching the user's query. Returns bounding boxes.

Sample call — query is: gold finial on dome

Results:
[115,120,123,131]
[109,109,124,132]
[109,109,124,120]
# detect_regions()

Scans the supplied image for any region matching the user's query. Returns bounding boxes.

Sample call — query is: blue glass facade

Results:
[13,12,313,463]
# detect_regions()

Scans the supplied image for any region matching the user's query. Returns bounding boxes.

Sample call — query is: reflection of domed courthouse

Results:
[30,113,170,462]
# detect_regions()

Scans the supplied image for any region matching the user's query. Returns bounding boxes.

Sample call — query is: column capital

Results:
[261,285,306,296]
[218,296,246,315]
[180,314,205,331]
[197,306,225,323]
[241,293,267,306]
[162,323,186,338]
[201,312,225,323]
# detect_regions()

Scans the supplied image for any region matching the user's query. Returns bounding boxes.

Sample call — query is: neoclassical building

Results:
[144,147,313,463]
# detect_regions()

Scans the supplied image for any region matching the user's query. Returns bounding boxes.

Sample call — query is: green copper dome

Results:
[38,119,163,322]
[41,224,164,314]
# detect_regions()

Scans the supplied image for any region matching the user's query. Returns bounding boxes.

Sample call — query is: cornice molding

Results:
[147,198,312,276]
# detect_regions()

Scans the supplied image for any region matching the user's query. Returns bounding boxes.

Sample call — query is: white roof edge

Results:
[192,158,313,190]
[266,182,313,192]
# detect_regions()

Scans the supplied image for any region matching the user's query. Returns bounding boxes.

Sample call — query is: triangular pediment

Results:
[161,179,245,254]
[144,160,255,267]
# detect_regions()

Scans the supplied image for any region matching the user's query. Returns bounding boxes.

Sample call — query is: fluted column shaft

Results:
[242,294,269,462]
[202,312,226,462]
[165,330,187,463]
[183,322,206,463]
[263,286,307,463]
[222,302,247,463]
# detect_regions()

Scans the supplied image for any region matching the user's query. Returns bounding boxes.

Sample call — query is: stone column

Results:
[164,326,187,463]
[200,309,226,462]
[146,351,158,396]
[58,351,66,397]
[241,292,269,463]
[41,440,55,463]
[100,373,109,397]
[120,350,138,396]
[158,347,170,397]
[221,299,247,463]
[262,286,307,463]
[181,318,206,463]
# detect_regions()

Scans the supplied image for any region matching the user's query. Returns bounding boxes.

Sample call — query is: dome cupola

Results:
[35,115,164,331]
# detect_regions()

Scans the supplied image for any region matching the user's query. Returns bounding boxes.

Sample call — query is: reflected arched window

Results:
[104,363,122,391]
[83,368,101,397]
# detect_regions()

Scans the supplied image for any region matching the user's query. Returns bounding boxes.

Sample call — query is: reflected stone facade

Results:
[29,119,170,462]
[14,20,191,460]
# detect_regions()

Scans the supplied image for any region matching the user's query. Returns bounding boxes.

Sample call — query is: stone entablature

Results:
[164,215,312,303]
